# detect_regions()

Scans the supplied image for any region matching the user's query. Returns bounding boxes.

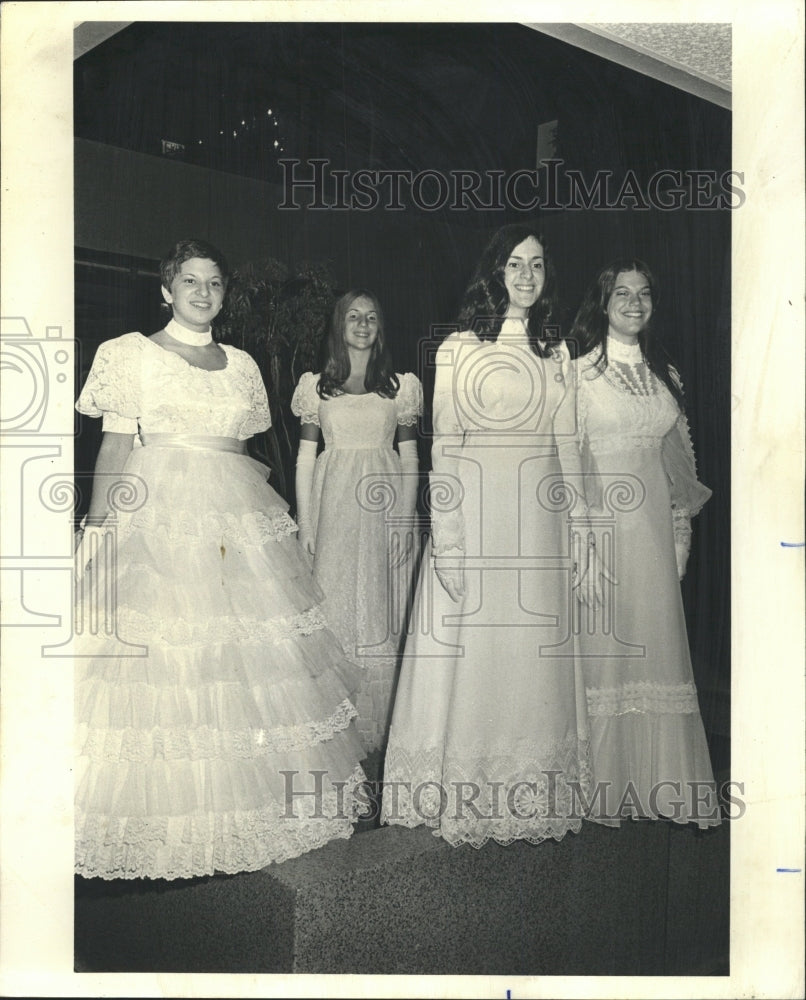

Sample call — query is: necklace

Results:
[165,318,212,347]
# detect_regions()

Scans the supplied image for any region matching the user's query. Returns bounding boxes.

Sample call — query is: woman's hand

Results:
[570,527,585,599]
[434,550,465,602]
[673,510,692,581]
[675,537,690,580]
[74,524,109,583]
[389,530,414,569]
[76,431,135,583]
[297,525,316,557]
[581,546,617,607]
[571,530,617,607]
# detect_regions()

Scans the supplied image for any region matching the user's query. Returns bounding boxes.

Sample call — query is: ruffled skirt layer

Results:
[75,444,366,880]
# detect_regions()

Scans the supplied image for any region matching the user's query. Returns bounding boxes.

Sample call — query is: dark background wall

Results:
[74,21,730,772]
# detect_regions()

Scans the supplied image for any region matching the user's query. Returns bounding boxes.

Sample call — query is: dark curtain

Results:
[74,22,731,776]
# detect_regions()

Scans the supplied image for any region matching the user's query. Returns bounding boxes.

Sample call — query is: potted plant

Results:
[217,258,338,505]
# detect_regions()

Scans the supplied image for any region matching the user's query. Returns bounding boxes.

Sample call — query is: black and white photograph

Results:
[0,2,803,998]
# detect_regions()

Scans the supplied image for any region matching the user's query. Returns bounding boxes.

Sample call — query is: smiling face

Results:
[342,295,380,352]
[161,257,225,332]
[606,269,653,343]
[502,236,545,318]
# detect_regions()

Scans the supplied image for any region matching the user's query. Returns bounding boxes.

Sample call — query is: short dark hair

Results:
[160,239,230,290]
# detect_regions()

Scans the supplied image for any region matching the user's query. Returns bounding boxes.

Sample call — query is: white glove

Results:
[434,547,465,602]
[295,438,318,556]
[390,438,419,567]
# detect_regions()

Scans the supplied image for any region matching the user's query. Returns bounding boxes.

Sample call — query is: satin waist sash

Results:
[140,433,244,454]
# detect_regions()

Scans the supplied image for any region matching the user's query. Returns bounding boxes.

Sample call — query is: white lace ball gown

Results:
[74,333,367,880]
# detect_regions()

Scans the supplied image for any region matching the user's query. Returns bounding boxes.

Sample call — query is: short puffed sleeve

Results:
[234,350,272,438]
[75,333,142,434]
[395,372,423,426]
[290,372,322,426]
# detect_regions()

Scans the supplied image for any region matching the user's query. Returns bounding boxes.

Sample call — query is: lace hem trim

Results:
[76,765,367,879]
[106,604,329,648]
[380,736,592,848]
[120,507,298,545]
[586,681,701,716]
[79,698,359,761]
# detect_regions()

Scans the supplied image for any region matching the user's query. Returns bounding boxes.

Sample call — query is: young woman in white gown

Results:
[381,225,592,847]
[74,239,367,881]
[563,258,720,827]
[292,290,422,755]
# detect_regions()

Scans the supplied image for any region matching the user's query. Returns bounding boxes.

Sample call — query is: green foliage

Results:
[217,258,338,502]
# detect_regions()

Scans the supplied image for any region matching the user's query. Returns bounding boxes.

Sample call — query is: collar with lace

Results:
[165,317,213,347]
[606,336,643,363]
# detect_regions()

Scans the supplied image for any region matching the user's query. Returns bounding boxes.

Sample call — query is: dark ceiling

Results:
[75,21,727,187]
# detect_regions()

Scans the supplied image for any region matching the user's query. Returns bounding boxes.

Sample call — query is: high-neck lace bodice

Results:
[576,342,679,455]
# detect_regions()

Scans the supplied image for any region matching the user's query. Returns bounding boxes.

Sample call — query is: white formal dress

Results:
[291,371,423,753]
[74,332,367,880]
[381,323,592,847]
[561,337,720,827]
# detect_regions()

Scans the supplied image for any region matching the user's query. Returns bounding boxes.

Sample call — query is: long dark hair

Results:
[569,258,684,410]
[456,223,560,357]
[317,289,400,399]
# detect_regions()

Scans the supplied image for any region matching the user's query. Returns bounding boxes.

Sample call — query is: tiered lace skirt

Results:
[75,438,366,880]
